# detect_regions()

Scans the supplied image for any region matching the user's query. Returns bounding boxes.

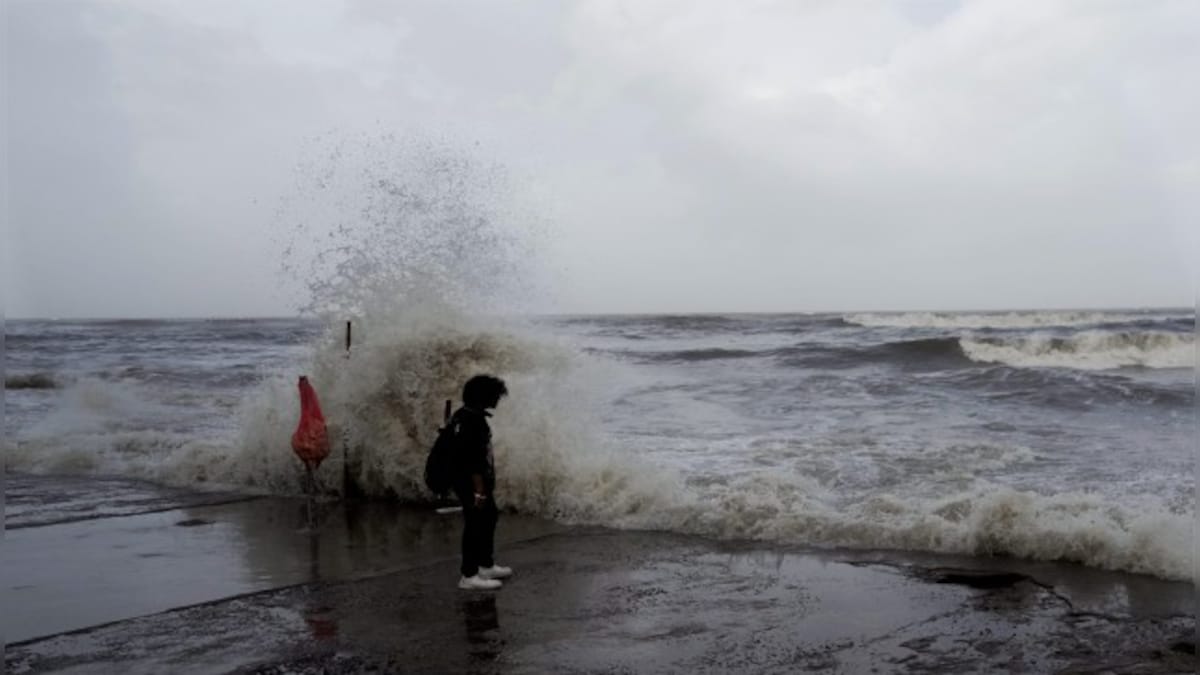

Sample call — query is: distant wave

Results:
[606,338,972,368]
[559,314,849,340]
[776,337,971,371]
[601,347,765,363]
[604,330,1193,372]
[936,365,1193,408]
[844,311,1189,330]
[961,331,1193,370]
[5,373,58,390]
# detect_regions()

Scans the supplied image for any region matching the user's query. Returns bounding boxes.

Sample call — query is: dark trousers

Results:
[455,487,498,577]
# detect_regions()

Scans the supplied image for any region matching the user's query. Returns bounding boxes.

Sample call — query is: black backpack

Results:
[423,401,459,496]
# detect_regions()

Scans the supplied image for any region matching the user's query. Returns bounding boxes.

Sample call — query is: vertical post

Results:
[304,463,316,528]
[304,462,319,581]
[342,321,353,498]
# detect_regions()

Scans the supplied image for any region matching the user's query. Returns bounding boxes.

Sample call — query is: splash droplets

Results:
[278,133,537,320]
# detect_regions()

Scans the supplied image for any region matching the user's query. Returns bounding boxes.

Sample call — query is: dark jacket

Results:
[453,407,495,493]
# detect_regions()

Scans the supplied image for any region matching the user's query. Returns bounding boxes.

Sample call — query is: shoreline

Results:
[8,528,1195,673]
[5,474,1195,673]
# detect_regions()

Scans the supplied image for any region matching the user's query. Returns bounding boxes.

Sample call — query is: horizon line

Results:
[4,305,1193,322]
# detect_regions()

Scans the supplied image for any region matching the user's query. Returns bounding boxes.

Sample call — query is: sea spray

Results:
[6,135,1193,582]
[276,133,544,319]
[230,301,697,523]
[234,133,692,527]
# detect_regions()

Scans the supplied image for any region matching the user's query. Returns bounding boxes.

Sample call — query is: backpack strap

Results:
[440,405,464,433]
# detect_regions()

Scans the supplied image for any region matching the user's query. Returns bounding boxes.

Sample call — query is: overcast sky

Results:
[5,0,1197,318]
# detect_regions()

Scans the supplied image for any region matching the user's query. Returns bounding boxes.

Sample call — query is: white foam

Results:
[8,431,237,485]
[11,318,1190,582]
[658,477,1194,581]
[960,331,1194,370]
[845,311,1187,329]
[9,367,1193,581]
[20,378,170,436]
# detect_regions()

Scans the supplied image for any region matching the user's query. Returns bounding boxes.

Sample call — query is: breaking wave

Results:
[684,479,1191,581]
[8,353,1193,581]
[10,329,1192,581]
[844,310,1190,330]
[961,331,1193,370]
[11,408,1191,581]
[782,332,1192,371]
[6,136,1193,583]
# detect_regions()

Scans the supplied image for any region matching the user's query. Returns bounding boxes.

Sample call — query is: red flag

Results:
[291,376,331,469]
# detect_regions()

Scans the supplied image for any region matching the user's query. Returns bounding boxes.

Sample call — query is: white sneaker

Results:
[458,574,502,590]
[478,565,513,580]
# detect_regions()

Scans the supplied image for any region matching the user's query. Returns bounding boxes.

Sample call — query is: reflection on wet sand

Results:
[462,594,503,664]
[189,497,563,589]
[7,526,1194,673]
[4,476,562,643]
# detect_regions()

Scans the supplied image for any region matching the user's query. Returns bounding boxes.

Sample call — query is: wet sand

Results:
[4,476,1195,674]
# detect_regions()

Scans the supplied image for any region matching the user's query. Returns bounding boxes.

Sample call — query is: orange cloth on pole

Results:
[291,376,331,469]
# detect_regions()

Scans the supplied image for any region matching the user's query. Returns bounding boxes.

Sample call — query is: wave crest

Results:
[845,311,1190,330]
[961,331,1194,370]
[11,383,1192,581]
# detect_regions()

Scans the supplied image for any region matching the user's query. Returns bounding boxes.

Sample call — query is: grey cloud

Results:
[5,0,1196,317]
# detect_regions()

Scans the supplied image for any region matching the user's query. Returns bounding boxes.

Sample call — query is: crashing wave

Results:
[844,311,1189,330]
[960,331,1194,370]
[11,398,1192,582]
[8,136,1193,582]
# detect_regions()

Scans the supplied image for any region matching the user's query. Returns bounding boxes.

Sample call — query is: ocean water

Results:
[5,308,1195,581]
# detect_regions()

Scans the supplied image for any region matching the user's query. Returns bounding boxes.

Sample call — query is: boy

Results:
[452,374,512,590]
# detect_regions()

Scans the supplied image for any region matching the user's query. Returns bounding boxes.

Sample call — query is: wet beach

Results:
[5,475,1194,674]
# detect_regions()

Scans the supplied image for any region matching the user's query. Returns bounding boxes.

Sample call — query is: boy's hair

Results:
[463,374,508,409]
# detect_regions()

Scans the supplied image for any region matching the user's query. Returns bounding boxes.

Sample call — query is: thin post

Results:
[342,321,352,498]
[304,462,319,580]
[304,463,316,529]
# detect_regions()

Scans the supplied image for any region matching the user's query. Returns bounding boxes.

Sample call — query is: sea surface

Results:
[5,309,1196,580]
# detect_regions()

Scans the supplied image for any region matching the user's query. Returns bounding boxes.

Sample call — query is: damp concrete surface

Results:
[3,475,1195,674]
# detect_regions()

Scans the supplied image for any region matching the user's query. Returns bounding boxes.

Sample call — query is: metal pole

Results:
[304,462,319,581]
[305,463,316,526]
[342,321,352,498]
